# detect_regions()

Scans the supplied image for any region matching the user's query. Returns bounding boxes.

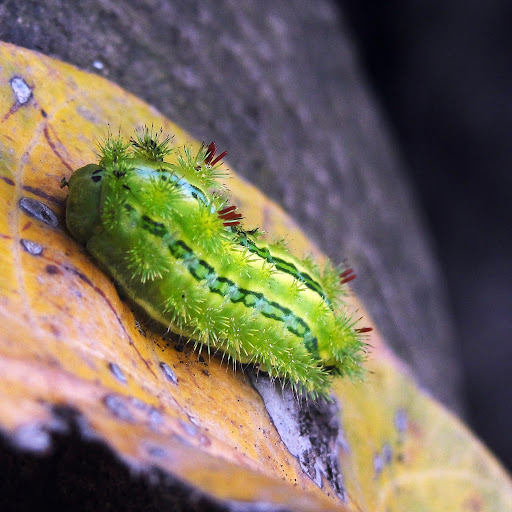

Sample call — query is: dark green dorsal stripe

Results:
[237,235,330,307]
[140,215,167,237]
[137,219,319,356]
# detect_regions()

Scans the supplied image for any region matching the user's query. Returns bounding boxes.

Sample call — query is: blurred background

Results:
[340,0,512,470]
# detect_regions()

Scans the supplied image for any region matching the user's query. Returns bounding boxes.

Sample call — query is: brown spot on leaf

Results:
[45,264,61,275]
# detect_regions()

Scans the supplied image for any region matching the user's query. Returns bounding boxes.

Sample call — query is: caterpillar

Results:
[63,127,369,399]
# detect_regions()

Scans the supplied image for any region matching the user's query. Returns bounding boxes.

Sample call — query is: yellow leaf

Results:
[0,41,511,511]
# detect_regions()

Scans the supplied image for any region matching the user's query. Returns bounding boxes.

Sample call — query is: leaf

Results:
[0,41,511,511]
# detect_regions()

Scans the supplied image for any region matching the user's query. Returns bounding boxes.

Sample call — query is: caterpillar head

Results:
[65,164,104,243]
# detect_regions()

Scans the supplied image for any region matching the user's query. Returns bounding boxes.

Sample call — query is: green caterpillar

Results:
[63,128,369,399]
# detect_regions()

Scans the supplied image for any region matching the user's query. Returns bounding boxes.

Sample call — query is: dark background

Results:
[340,0,512,470]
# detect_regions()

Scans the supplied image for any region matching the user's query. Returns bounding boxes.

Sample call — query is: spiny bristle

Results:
[173,144,227,190]
[101,191,126,232]
[300,253,321,277]
[137,175,184,221]
[162,284,207,324]
[125,239,169,283]
[247,324,332,396]
[245,227,263,240]
[103,156,132,180]
[130,125,173,161]
[270,237,288,250]
[334,342,367,380]
[220,313,259,355]
[288,277,307,301]
[286,361,333,398]
[235,247,260,279]
[324,312,368,380]
[97,129,130,164]
[258,260,277,281]
[314,260,347,307]
[310,299,332,324]
[175,145,207,172]
[189,307,231,346]
[185,204,232,253]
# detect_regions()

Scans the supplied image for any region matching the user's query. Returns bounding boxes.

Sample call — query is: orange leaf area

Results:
[0,41,511,511]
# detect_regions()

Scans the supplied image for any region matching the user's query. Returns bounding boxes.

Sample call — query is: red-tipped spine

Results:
[204,142,226,166]
[218,206,237,215]
[204,141,217,165]
[211,151,227,166]
[340,268,356,284]
[218,205,242,227]
[355,327,373,333]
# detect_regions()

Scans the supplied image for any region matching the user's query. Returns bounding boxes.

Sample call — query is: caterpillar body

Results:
[63,128,368,399]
